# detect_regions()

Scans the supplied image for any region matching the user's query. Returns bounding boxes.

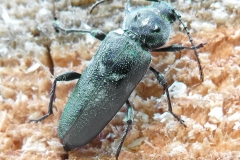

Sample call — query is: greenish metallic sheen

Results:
[59,31,151,150]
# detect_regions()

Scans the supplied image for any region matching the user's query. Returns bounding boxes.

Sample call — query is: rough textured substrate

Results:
[1,0,240,159]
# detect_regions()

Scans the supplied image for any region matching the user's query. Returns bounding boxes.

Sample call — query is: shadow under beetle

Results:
[31,0,205,159]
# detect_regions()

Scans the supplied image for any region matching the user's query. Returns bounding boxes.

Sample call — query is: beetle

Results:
[30,0,205,159]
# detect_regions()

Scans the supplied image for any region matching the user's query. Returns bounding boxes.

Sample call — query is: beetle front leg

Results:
[151,43,206,52]
[53,21,106,41]
[149,67,186,127]
[151,43,206,82]
[115,100,133,160]
[30,71,81,122]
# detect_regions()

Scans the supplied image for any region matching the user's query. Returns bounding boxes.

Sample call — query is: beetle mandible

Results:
[31,0,205,159]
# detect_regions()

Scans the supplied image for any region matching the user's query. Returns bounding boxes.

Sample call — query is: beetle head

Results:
[123,8,171,49]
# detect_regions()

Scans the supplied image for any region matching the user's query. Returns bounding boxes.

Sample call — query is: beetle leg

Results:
[115,100,133,160]
[150,42,206,52]
[53,21,106,41]
[30,71,81,122]
[151,42,206,82]
[149,67,186,127]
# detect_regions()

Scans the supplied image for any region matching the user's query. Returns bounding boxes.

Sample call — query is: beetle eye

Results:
[152,25,160,33]
[134,13,141,21]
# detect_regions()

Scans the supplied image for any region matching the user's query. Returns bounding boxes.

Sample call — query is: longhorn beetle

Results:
[31,0,205,159]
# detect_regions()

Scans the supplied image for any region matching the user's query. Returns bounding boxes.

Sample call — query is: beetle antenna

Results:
[172,9,204,81]
[125,0,132,13]
[90,0,112,14]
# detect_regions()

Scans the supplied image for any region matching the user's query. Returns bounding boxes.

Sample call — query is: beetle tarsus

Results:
[29,113,52,123]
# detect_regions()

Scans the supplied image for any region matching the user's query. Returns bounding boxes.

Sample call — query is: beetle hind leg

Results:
[149,67,187,127]
[115,100,133,160]
[29,72,81,123]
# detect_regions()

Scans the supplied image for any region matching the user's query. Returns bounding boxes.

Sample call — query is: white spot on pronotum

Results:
[142,18,150,26]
